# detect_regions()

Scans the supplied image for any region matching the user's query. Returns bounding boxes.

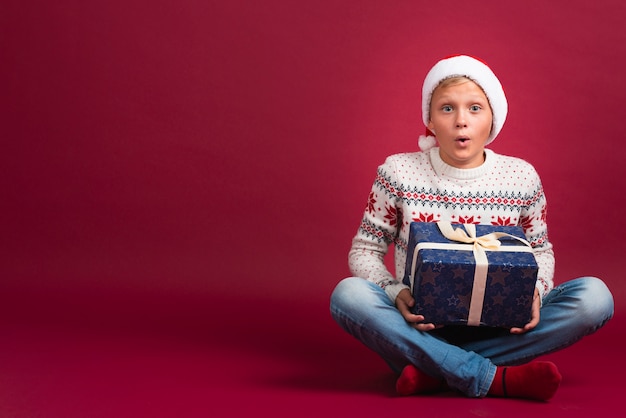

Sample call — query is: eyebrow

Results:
[432,95,489,105]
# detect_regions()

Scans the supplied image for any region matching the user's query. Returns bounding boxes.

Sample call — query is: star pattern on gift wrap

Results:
[482,303,496,319]
[501,263,514,272]
[446,252,468,263]
[489,267,510,286]
[491,292,505,306]
[435,307,447,320]
[521,268,536,280]
[424,258,446,272]
[447,295,460,307]
[420,293,437,306]
[435,285,447,296]
[504,306,516,317]
[516,295,532,306]
[431,262,444,272]
[494,252,517,263]
[452,266,467,279]
[419,266,438,286]
[456,292,471,309]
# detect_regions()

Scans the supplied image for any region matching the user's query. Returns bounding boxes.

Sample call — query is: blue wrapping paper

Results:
[402,222,538,328]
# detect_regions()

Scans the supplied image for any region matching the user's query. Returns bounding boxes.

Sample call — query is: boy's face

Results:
[428,80,493,169]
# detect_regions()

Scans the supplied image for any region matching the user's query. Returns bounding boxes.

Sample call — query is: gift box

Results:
[402,222,538,328]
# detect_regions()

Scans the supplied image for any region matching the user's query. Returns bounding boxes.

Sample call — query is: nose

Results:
[455,110,467,128]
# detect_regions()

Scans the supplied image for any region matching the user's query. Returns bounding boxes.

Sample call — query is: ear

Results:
[427,120,435,134]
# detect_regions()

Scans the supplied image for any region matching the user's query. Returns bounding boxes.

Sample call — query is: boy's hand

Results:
[395,288,437,331]
[509,288,541,334]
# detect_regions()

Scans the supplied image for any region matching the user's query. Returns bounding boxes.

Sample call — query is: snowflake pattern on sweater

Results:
[348,148,554,304]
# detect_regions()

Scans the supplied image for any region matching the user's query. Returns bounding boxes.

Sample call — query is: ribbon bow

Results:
[436,222,506,251]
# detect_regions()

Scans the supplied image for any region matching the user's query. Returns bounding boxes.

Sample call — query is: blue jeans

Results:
[330,276,614,397]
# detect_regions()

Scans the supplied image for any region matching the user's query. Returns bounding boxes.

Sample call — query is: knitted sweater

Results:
[349,147,554,304]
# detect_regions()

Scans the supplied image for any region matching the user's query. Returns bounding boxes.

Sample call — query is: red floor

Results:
[0,286,622,418]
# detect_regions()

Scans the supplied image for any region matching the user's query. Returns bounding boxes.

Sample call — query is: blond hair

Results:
[437,75,473,89]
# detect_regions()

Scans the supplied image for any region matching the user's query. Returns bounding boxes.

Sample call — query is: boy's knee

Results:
[330,277,385,318]
[584,277,614,317]
[331,277,364,308]
[574,277,614,327]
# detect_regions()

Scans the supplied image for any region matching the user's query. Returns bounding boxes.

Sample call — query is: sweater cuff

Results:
[384,281,410,304]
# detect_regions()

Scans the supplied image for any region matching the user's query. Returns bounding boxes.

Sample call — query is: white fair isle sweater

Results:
[349,147,555,304]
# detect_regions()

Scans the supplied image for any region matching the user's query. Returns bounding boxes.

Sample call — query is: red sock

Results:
[396,365,447,396]
[488,361,562,401]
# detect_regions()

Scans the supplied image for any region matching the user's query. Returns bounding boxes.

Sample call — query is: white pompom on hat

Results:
[419,55,508,152]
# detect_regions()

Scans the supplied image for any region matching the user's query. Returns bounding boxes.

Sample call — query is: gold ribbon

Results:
[409,221,533,326]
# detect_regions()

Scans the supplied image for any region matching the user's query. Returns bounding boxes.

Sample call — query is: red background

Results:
[2,1,625,416]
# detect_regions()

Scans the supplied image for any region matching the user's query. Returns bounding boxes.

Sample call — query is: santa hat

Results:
[419,55,508,152]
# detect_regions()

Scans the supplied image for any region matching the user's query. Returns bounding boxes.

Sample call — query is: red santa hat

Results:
[419,55,508,152]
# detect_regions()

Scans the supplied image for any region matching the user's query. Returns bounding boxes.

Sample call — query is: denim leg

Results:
[330,277,496,397]
[458,277,614,365]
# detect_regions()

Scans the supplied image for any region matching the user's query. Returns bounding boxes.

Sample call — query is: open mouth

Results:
[456,136,470,143]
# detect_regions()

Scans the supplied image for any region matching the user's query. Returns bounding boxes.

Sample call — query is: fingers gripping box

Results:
[402,222,538,328]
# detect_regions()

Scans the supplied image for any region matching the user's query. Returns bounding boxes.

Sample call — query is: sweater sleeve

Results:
[520,166,555,300]
[348,156,409,302]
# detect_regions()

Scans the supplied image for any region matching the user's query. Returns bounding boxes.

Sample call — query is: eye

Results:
[442,105,453,113]
[470,105,482,112]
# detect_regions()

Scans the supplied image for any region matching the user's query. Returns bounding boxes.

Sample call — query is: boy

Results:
[330,55,614,400]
